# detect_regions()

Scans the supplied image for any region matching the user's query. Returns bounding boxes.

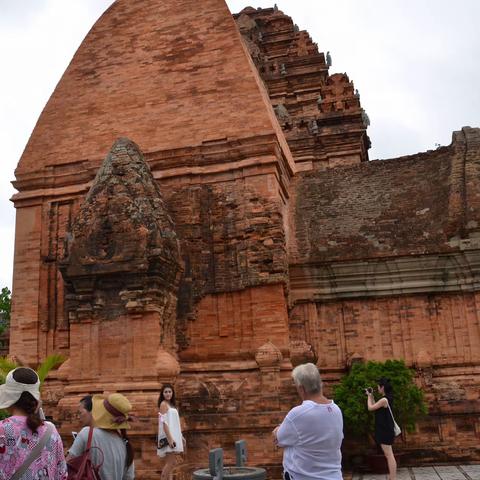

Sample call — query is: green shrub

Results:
[333,359,427,440]
[0,287,11,334]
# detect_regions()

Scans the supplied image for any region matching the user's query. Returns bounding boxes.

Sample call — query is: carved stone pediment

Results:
[60,138,182,321]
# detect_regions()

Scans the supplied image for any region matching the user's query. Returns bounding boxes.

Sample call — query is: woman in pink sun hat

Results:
[0,367,67,480]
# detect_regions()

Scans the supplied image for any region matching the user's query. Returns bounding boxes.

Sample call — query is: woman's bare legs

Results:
[161,453,177,480]
[380,444,397,480]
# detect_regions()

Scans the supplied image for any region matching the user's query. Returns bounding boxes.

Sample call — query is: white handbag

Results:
[387,400,402,436]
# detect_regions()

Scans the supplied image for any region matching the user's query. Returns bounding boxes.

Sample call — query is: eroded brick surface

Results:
[292,137,467,262]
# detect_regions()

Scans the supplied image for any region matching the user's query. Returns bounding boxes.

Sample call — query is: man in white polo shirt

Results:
[273,363,344,480]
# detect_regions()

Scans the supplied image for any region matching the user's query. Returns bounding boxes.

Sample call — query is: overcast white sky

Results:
[0,0,479,290]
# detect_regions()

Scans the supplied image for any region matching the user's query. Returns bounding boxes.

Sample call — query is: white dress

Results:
[157,406,184,457]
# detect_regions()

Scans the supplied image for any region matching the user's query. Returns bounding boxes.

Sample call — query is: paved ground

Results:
[352,465,480,480]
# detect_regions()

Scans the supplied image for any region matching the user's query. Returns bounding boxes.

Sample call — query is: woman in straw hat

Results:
[68,392,135,479]
[0,367,67,479]
[157,384,185,480]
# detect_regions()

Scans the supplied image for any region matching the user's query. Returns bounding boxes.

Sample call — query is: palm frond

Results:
[37,354,66,384]
[0,356,18,383]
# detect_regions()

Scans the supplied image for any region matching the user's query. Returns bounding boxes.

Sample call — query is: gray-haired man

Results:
[273,363,344,480]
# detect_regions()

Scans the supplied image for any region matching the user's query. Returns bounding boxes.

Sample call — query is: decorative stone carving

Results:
[309,120,319,135]
[318,73,360,114]
[274,104,291,126]
[156,349,181,381]
[347,352,364,368]
[255,341,282,409]
[59,138,183,385]
[235,13,258,33]
[60,138,182,339]
[362,109,371,126]
[416,350,432,369]
[289,340,318,367]
[56,358,70,381]
[326,51,332,67]
[255,341,283,369]
[234,6,370,170]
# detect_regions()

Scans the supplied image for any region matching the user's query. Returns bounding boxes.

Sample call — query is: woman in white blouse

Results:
[157,384,185,480]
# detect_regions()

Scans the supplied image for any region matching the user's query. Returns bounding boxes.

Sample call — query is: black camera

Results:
[364,387,373,394]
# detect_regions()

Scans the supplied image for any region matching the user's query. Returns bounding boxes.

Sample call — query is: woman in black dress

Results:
[366,378,397,480]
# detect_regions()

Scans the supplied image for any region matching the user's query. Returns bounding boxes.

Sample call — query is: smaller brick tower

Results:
[56,139,182,465]
[235,6,370,170]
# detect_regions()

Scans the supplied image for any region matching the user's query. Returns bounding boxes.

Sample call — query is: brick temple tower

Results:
[9,0,480,477]
[11,1,295,477]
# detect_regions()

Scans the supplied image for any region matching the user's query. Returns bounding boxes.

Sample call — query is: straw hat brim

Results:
[92,394,131,430]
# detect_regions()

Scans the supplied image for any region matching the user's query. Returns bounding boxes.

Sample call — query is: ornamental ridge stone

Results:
[255,341,283,368]
[61,137,181,284]
[156,349,181,380]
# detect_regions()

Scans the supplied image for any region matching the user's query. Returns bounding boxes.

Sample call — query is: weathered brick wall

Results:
[291,131,479,263]
[25,138,294,478]
[163,177,289,352]
[175,367,297,471]
[291,293,480,369]
[462,128,480,239]
[180,284,290,361]
[9,206,46,363]
[290,292,480,462]
[288,127,480,462]
[0,329,8,357]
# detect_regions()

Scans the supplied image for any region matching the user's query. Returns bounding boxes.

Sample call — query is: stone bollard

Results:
[209,448,224,480]
[193,442,267,480]
[235,440,247,467]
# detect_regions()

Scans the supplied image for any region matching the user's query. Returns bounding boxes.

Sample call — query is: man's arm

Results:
[275,417,299,447]
[66,426,88,460]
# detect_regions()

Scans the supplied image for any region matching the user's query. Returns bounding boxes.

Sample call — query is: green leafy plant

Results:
[333,359,427,441]
[37,354,65,384]
[0,354,66,419]
[0,356,17,384]
[0,287,11,334]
